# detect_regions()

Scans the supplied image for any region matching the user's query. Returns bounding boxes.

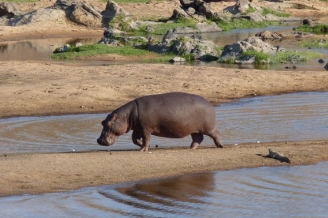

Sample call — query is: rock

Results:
[235,55,255,64]
[325,63,328,71]
[169,56,186,63]
[196,22,222,32]
[235,0,251,14]
[318,59,325,64]
[7,8,67,26]
[98,28,148,47]
[198,2,217,19]
[101,0,130,27]
[169,7,192,20]
[219,36,284,63]
[179,0,194,9]
[0,2,18,18]
[171,35,219,60]
[255,30,283,40]
[69,2,103,27]
[303,18,315,27]
[54,0,103,27]
[54,44,70,53]
[268,149,291,163]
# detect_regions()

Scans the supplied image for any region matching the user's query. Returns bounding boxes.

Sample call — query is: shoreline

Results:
[1,140,328,197]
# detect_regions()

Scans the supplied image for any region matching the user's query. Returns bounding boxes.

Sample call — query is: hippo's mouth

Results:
[97,136,115,146]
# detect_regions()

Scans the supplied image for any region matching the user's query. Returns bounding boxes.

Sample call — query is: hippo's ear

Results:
[112,113,118,122]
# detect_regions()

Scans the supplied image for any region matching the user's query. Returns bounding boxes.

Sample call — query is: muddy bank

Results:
[0,140,328,197]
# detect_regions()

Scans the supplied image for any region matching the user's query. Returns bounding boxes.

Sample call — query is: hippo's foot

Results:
[190,143,200,149]
[139,145,149,152]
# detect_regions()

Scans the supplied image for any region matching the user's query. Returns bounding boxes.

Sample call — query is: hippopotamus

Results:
[97,92,223,151]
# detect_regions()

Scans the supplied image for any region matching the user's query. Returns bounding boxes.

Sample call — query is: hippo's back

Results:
[134,92,216,138]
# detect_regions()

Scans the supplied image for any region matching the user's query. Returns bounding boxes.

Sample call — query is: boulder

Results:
[102,0,130,26]
[98,28,148,47]
[219,36,285,63]
[325,63,328,71]
[303,18,316,27]
[0,2,18,18]
[54,0,103,27]
[6,8,67,26]
[170,7,193,20]
[255,30,283,40]
[171,35,219,60]
[179,0,195,9]
[169,56,186,63]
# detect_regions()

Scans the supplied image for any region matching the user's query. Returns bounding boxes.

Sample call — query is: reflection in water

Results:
[0,92,327,153]
[0,37,99,61]
[1,162,328,217]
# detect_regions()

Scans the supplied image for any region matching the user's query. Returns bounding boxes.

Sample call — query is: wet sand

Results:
[1,140,328,197]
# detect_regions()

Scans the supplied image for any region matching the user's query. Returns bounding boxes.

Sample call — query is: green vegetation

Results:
[294,24,328,34]
[244,6,256,15]
[240,50,271,64]
[238,50,321,64]
[215,19,280,31]
[262,8,290,17]
[132,17,198,35]
[299,39,328,49]
[275,50,321,63]
[51,44,153,60]
[143,54,176,63]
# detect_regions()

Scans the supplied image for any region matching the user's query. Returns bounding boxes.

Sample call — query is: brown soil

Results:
[1,0,328,197]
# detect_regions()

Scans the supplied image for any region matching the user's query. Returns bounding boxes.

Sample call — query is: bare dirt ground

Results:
[1,0,328,197]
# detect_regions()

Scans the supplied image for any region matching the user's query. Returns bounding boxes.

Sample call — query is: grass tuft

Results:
[51,44,152,60]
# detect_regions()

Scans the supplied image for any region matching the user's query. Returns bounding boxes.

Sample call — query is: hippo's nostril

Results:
[97,138,102,145]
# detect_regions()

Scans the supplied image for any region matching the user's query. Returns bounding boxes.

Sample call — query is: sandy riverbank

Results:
[1,140,328,197]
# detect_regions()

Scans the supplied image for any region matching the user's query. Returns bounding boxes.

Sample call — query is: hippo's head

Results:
[97,113,127,146]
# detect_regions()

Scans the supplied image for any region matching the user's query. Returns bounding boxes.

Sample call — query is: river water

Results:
[0,92,327,217]
[1,24,328,71]
[0,92,327,153]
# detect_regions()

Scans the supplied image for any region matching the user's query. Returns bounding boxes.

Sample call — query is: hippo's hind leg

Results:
[132,131,143,147]
[190,133,204,149]
[207,129,223,148]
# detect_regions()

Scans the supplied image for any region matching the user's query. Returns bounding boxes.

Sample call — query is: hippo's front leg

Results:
[139,129,151,152]
[132,131,143,147]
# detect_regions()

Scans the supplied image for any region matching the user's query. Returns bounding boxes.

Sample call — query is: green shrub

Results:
[295,24,328,34]
[240,50,271,64]
[298,39,328,49]
[216,19,280,31]
[51,44,152,60]
[262,8,290,17]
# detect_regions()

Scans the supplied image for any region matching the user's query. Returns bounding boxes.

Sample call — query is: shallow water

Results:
[0,92,327,154]
[0,92,327,217]
[1,24,328,71]
[1,161,328,217]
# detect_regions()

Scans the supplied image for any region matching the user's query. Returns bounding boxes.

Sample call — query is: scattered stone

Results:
[324,63,328,71]
[53,44,70,53]
[255,30,283,40]
[169,56,186,63]
[267,149,291,163]
[303,18,316,27]
[285,66,297,69]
